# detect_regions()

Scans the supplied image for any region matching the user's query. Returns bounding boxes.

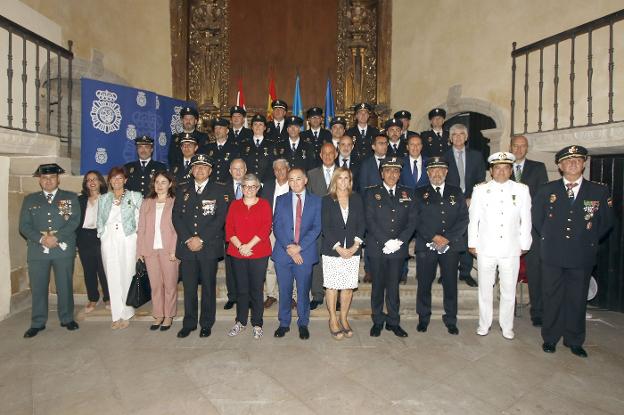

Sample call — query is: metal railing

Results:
[0,15,74,155]
[511,9,624,136]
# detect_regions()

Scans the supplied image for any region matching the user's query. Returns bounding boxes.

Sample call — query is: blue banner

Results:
[80,78,189,175]
[324,77,335,129]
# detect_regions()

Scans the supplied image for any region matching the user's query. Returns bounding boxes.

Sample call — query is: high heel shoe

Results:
[329,321,344,340]
[340,321,353,338]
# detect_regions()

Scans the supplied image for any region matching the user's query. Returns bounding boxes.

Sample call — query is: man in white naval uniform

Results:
[468,152,532,339]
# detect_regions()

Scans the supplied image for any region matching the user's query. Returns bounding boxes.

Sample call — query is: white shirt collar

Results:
[563,176,583,187]
[513,159,526,169]
[194,179,208,188]
[289,138,300,147]
[140,158,151,164]
[45,188,59,198]
[409,155,422,164]
[383,183,396,193]
[432,183,445,194]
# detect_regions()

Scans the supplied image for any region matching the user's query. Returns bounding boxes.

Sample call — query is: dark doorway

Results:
[589,155,624,312]
[445,112,495,164]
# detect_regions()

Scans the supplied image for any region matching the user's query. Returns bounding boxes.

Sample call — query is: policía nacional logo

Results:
[170,106,183,134]
[95,148,108,164]
[155,95,160,110]
[90,89,122,134]
[126,124,137,140]
[158,132,167,146]
[136,91,147,107]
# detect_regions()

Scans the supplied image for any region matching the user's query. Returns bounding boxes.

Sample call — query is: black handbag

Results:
[126,259,151,308]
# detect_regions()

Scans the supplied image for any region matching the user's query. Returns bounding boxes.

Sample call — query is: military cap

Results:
[354,102,373,113]
[230,105,247,116]
[135,135,154,146]
[425,156,449,170]
[33,163,65,177]
[212,117,230,128]
[555,145,588,163]
[380,156,403,170]
[190,153,213,167]
[180,106,199,118]
[330,116,347,128]
[428,108,446,120]
[384,118,403,129]
[394,110,411,120]
[179,133,198,144]
[306,107,323,118]
[250,114,267,125]
[487,151,516,165]
[285,115,304,127]
[271,99,288,110]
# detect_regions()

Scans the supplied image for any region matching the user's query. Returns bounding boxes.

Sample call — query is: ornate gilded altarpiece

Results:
[170,0,391,130]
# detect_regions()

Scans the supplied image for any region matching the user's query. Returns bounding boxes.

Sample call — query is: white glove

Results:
[42,242,67,254]
[382,239,403,254]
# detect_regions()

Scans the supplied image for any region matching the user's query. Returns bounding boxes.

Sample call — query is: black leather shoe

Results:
[370,324,383,337]
[416,322,428,332]
[177,327,195,338]
[274,326,290,337]
[459,275,478,287]
[298,326,310,340]
[224,300,236,310]
[386,324,408,337]
[564,343,588,358]
[150,321,162,331]
[446,324,459,335]
[309,299,322,310]
[160,324,172,332]
[542,342,556,353]
[199,328,211,337]
[24,327,45,338]
[531,317,543,327]
[61,321,79,331]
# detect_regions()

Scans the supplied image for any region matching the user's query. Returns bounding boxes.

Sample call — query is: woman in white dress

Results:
[321,168,365,340]
[97,166,143,329]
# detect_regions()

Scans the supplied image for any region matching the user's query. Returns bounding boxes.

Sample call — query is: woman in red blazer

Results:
[137,171,179,331]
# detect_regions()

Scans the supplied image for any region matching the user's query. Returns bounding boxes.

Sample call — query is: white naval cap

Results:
[487,151,516,165]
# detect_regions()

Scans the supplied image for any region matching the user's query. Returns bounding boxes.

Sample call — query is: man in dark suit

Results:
[239,114,277,184]
[399,133,429,190]
[358,132,388,194]
[533,145,614,358]
[307,143,338,309]
[421,108,450,158]
[19,164,81,338]
[172,154,227,339]
[275,116,316,172]
[202,117,240,183]
[385,118,408,158]
[301,107,332,167]
[266,99,289,143]
[125,135,167,197]
[394,110,417,142]
[346,103,380,160]
[414,157,468,335]
[272,168,322,340]
[365,157,418,338]
[168,106,209,166]
[510,135,549,326]
[335,135,361,189]
[445,123,486,287]
[170,133,198,187]
[227,105,253,145]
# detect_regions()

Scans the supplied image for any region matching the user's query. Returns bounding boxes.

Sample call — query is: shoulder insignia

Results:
[184,192,190,201]
[591,180,608,188]
[129,167,134,173]
[374,193,381,201]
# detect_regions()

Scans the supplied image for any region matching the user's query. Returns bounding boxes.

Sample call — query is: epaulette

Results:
[590,180,608,188]
[474,181,487,187]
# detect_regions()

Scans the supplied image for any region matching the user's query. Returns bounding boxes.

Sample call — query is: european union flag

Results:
[292,74,304,120]
[324,77,335,128]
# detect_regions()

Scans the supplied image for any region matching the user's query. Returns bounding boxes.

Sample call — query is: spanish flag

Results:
[266,75,277,120]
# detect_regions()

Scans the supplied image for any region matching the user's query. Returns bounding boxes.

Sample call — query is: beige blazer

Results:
[136,197,177,257]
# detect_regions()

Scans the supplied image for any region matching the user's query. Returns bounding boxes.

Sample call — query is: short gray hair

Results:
[449,123,468,136]
[242,173,260,185]
[272,158,290,169]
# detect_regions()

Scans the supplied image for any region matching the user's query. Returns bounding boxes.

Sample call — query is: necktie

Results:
[141,160,146,169]
[234,130,239,139]
[361,129,365,137]
[457,151,466,193]
[255,139,260,147]
[276,122,281,133]
[184,160,189,169]
[437,131,442,138]
[566,182,578,202]
[515,165,522,181]
[435,186,441,196]
[393,144,398,153]
[342,158,348,168]
[46,193,53,204]
[196,185,202,195]
[218,144,223,151]
[235,183,242,200]
[292,143,296,152]
[325,168,331,186]
[389,188,394,198]
[412,159,419,183]
[294,194,302,244]
[314,131,318,139]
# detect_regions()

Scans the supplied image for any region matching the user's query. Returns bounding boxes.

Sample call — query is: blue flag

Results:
[80,78,189,175]
[324,77,335,128]
[292,74,304,120]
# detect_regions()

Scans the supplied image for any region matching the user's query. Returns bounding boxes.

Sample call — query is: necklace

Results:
[112,190,125,206]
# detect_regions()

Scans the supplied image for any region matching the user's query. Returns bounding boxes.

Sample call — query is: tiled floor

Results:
[1,308,623,415]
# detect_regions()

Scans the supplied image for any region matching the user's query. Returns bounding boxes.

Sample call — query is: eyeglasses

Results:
[242,185,259,190]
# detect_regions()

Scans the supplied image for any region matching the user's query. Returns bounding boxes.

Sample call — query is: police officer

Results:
[238,114,277,183]
[414,157,468,335]
[275,115,316,171]
[329,116,348,151]
[385,118,408,158]
[228,105,252,144]
[203,117,240,183]
[421,108,450,157]
[172,154,228,338]
[533,145,614,357]
[19,164,80,338]
[346,102,380,160]
[468,152,532,340]
[365,157,418,338]
[266,99,289,143]
[170,133,198,186]
[301,106,331,167]
[124,135,167,197]
[394,110,417,141]
[169,106,209,166]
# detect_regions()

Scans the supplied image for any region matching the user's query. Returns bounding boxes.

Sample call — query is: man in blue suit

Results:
[358,132,389,194]
[445,123,486,287]
[272,167,322,340]
[399,133,429,190]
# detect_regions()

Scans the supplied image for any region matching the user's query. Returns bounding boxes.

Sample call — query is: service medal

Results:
[449,195,456,205]
[184,193,190,201]
[587,221,592,230]
[549,194,556,203]
[374,193,381,201]
[423,192,429,199]
[129,167,135,173]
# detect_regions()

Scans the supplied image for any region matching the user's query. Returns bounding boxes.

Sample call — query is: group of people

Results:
[18,100,614,358]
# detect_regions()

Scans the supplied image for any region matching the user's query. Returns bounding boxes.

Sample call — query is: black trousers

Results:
[541,263,593,346]
[224,245,237,301]
[77,229,109,302]
[311,237,324,302]
[525,231,543,320]
[416,250,459,326]
[369,256,404,326]
[458,250,473,278]
[232,257,268,327]
[180,256,218,330]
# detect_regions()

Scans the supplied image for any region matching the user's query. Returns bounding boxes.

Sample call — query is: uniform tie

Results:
[234,130,239,139]
[255,139,260,147]
[141,160,147,169]
[566,182,578,201]
[196,185,203,195]
[342,158,348,168]
[437,131,442,138]
[435,186,441,196]
[46,193,53,204]
[393,143,398,153]
[276,122,281,133]
[294,194,302,244]
[412,159,419,183]
[361,129,365,137]
[314,130,318,139]
[218,144,223,151]
[184,160,189,169]
[388,188,394,198]
[292,143,297,152]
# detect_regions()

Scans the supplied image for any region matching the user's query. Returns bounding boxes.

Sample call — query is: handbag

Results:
[126,259,151,308]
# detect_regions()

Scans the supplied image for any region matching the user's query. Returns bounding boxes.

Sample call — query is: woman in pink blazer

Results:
[137,171,179,331]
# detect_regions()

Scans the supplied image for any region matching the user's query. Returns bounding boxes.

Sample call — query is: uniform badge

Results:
[224,194,229,202]
[583,200,599,219]
[549,194,557,203]
[209,150,214,156]
[202,200,216,216]
[449,195,456,205]
[428,137,433,143]
[586,221,592,230]
[302,150,306,159]
[246,146,251,153]
[129,167,135,173]
[279,148,284,154]
[264,148,269,157]
[374,193,381,201]
[183,193,190,201]
[173,166,179,173]
[423,192,429,199]
[57,200,72,220]
[512,195,516,205]
[224,153,230,161]
[150,170,156,178]
[399,191,411,202]
[607,197,613,208]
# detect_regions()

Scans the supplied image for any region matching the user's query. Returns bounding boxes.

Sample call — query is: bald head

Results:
[510,135,529,162]
[320,142,338,167]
